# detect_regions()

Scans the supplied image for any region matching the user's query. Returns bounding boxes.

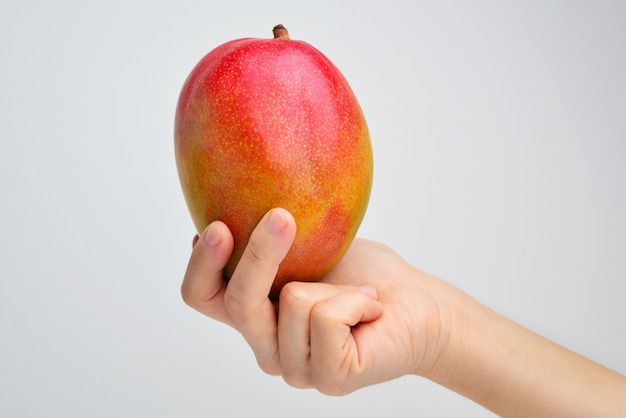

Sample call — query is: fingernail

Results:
[266,209,288,234]
[203,223,221,248]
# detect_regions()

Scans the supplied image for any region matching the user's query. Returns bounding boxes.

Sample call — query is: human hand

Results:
[181,208,626,414]
[181,208,452,395]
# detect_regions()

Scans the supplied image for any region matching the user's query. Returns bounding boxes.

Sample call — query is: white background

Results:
[1,1,624,417]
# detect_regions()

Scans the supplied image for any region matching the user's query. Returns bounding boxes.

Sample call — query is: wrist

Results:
[418,283,518,413]
[418,278,626,417]
[403,270,459,379]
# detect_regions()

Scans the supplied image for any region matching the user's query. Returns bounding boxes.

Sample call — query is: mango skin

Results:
[174,33,373,297]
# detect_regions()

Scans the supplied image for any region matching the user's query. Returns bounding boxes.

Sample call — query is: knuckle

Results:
[281,367,310,389]
[256,357,281,377]
[279,362,311,389]
[223,288,246,322]
[180,282,200,309]
[241,242,264,265]
[314,378,352,397]
[309,302,333,325]
[278,281,308,307]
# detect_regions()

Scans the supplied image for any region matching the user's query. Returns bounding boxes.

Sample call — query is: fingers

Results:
[181,207,385,394]
[278,283,383,393]
[278,282,339,388]
[181,221,235,325]
[312,288,382,395]
[224,208,297,375]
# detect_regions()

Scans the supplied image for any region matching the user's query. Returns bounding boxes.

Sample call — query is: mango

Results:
[174,25,373,297]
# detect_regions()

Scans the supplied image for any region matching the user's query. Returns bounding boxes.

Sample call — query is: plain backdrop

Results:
[1,1,624,417]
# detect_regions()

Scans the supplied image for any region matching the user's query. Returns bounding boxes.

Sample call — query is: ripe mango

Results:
[174,25,372,297]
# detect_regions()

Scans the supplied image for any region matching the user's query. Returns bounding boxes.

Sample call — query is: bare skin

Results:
[181,208,626,416]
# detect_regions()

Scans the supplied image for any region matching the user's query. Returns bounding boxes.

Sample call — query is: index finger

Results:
[224,208,297,375]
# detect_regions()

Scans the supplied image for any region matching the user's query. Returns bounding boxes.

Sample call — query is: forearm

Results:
[425,286,626,417]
